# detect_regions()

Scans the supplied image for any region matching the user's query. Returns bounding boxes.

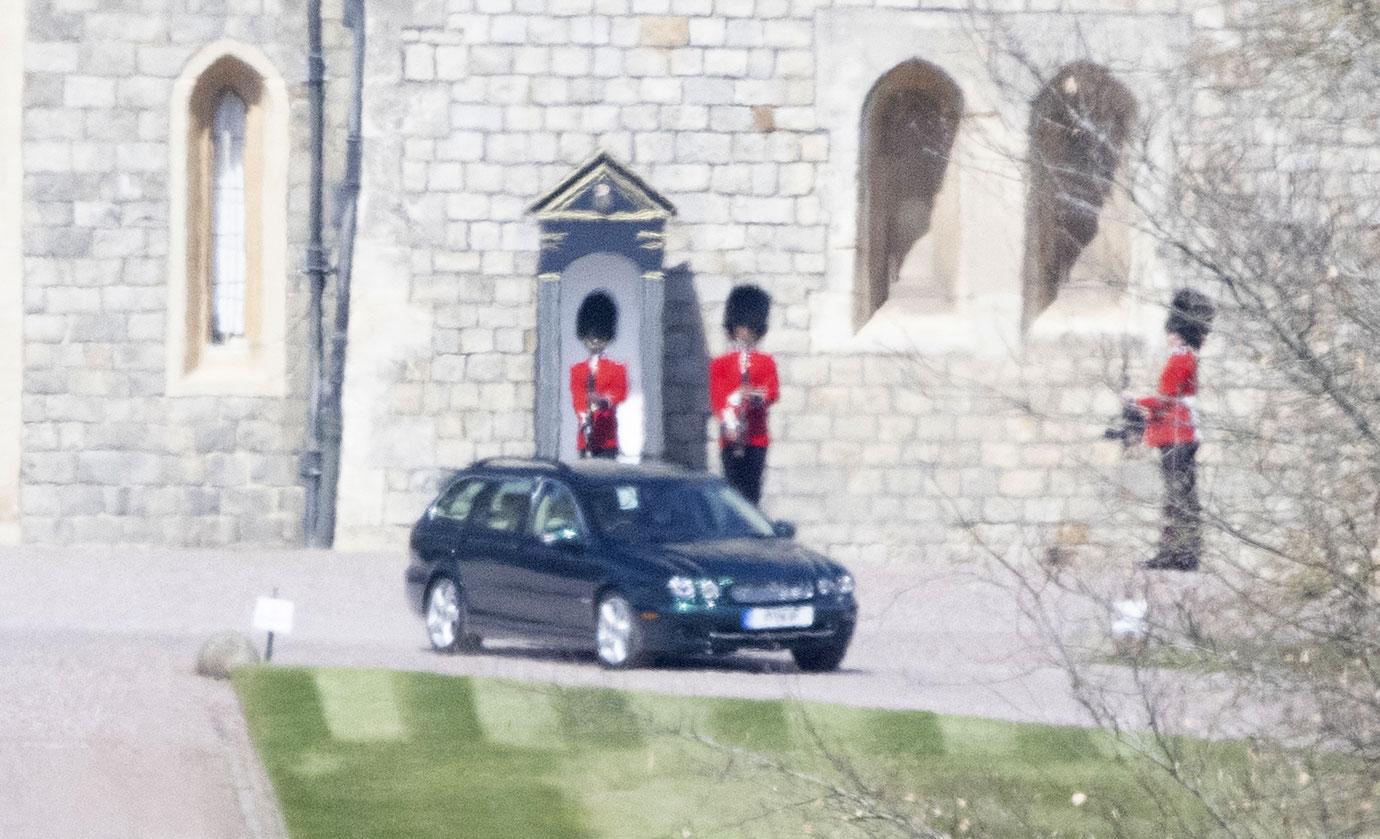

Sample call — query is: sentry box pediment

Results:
[530,151,676,224]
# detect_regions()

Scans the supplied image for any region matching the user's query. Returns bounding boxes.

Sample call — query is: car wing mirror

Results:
[772,520,797,538]
[541,527,585,550]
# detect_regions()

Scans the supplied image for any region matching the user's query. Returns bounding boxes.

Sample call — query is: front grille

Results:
[727,581,814,604]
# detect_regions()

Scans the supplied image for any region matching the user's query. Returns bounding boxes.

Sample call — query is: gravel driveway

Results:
[0,544,1152,838]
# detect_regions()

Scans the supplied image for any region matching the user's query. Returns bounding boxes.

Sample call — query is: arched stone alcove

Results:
[856,60,964,330]
[1023,62,1137,328]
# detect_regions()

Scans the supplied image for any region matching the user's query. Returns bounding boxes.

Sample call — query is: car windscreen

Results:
[586,479,776,544]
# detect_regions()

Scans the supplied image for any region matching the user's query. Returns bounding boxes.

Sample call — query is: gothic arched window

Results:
[1023,63,1136,327]
[167,42,288,396]
[856,60,964,329]
[188,59,263,363]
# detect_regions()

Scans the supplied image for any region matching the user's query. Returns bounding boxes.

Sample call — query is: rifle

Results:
[1102,327,1144,448]
[581,354,598,458]
[1103,401,1146,448]
[726,348,751,458]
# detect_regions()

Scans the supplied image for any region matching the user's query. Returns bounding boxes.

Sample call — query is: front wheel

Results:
[791,635,850,673]
[426,575,481,653]
[595,592,646,669]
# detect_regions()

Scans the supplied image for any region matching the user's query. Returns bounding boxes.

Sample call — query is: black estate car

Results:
[405,458,858,671]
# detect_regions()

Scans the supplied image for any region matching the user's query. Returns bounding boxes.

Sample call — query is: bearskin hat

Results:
[723,284,771,338]
[576,290,618,342]
[1164,288,1214,349]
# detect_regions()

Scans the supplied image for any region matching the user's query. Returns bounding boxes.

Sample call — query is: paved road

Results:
[0,545,1182,838]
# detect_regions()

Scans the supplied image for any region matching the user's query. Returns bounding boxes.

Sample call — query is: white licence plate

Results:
[742,605,815,630]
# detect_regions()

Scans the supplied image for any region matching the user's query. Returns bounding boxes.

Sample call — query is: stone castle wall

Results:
[12,0,1373,558]
[14,0,357,544]
[333,0,1201,562]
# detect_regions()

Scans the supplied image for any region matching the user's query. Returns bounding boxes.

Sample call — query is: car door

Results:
[415,477,486,565]
[461,477,536,623]
[521,479,603,635]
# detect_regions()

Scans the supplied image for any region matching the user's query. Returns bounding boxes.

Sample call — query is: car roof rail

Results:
[472,456,570,474]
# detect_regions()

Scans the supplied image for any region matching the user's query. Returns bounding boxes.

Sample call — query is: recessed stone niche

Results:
[856,59,964,329]
[1023,62,1137,328]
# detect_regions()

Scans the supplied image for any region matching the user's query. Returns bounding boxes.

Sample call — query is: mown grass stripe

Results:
[313,668,407,742]
[237,667,1244,839]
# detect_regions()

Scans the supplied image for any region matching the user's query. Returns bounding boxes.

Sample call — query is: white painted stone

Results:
[26,43,80,73]
[404,44,436,80]
[669,48,704,76]
[687,16,727,46]
[703,47,748,76]
[435,45,469,79]
[550,46,593,76]
[639,77,681,104]
[63,76,116,108]
[490,15,528,43]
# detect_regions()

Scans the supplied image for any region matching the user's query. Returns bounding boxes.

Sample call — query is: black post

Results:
[265,587,279,662]
[302,0,328,546]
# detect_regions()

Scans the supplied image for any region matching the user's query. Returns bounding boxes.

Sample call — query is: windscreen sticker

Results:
[616,486,639,510]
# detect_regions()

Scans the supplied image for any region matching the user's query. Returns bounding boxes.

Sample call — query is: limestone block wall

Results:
[16,0,347,545]
[14,0,1369,555]
[1,0,25,544]
[335,0,1205,559]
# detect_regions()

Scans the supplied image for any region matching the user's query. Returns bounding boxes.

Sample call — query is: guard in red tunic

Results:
[1134,289,1214,571]
[710,285,780,505]
[569,291,628,459]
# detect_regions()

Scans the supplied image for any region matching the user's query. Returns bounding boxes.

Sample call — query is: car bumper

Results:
[637,597,857,655]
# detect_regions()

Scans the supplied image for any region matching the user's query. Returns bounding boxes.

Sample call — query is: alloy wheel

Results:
[596,594,636,668]
[426,577,461,651]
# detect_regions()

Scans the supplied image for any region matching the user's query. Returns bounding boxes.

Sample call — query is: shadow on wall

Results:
[661,262,709,470]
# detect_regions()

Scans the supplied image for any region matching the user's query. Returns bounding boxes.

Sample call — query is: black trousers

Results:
[721,445,767,505]
[1154,443,1200,569]
[583,448,617,460]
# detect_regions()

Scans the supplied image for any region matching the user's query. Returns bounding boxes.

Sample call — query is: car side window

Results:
[530,482,584,541]
[434,478,485,522]
[478,479,534,534]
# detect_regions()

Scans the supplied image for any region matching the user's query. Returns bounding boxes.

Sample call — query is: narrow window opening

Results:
[210,89,247,344]
[183,54,264,372]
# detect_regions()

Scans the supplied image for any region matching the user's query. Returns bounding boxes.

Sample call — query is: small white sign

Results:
[253,596,295,635]
[1111,598,1148,640]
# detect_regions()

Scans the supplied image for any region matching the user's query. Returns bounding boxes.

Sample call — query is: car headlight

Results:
[817,574,854,596]
[667,576,696,600]
[667,576,721,602]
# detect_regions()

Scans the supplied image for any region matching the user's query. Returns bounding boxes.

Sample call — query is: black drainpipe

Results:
[302,0,328,546]
[313,0,366,546]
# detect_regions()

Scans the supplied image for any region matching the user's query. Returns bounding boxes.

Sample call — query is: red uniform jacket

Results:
[570,356,628,453]
[709,349,780,449]
[1138,346,1199,448]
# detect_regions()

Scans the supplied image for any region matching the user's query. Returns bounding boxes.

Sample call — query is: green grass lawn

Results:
[235,666,1241,838]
